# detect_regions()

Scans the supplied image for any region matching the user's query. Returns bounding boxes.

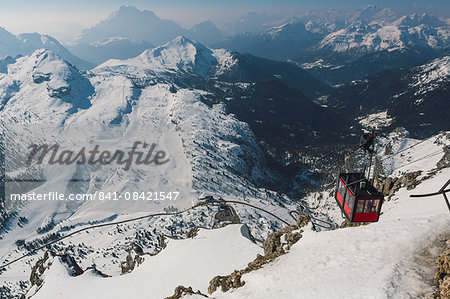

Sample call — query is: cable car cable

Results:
[379,82,450,136]
[375,82,450,158]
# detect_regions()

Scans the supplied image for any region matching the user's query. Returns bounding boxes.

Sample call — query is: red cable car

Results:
[335,131,383,222]
[335,173,383,222]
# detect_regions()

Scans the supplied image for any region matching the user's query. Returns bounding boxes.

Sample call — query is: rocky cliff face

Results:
[207,212,310,295]
[434,240,450,299]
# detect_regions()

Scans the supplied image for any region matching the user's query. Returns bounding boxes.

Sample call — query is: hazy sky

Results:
[0,0,449,42]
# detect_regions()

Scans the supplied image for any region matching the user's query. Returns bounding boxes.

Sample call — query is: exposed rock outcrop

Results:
[27,251,84,298]
[437,145,450,169]
[433,240,450,299]
[207,211,310,295]
[186,226,199,239]
[29,251,53,289]
[374,171,422,198]
[165,285,208,299]
[339,219,373,228]
[120,243,145,274]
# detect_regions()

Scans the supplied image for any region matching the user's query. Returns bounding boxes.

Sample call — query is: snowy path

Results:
[212,168,450,299]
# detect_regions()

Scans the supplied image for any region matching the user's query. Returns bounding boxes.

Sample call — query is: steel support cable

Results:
[376,82,450,159]
[387,150,444,170]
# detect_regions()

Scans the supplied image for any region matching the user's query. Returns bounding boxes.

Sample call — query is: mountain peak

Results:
[361,4,381,12]
[170,35,196,46]
[187,21,224,46]
[155,35,209,55]
[146,36,216,77]
[98,36,220,78]
[350,4,396,23]
[192,20,215,29]
[395,12,445,27]
[77,6,182,46]
[113,5,155,18]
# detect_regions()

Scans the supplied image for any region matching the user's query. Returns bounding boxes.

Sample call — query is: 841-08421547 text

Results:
[97,191,179,201]
[9,191,180,201]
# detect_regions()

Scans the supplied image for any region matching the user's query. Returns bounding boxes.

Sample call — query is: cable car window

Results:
[345,189,351,204]
[339,181,345,196]
[371,200,380,213]
[348,194,355,211]
[356,200,364,213]
[364,200,372,213]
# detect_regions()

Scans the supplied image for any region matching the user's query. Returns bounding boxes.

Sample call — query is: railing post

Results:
[410,179,450,212]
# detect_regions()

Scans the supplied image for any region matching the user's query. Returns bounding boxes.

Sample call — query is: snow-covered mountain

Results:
[0,27,93,70]
[212,5,448,85]
[0,12,449,297]
[95,36,342,197]
[75,5,183,47]
[0,43,308,297]
[188,21,225,46]
[317,12,449,54]
[213,21,322,61]
[96,36,331,99]
[324,55,450,137]
[96,36,231,78]
[69,6,225,64]
[216,5,448,63]
[348,4,397,24]
[18,129,450,299]
[297,10,449,84]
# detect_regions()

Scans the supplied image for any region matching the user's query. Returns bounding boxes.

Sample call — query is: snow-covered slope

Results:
[97,36,235,78]
[17,33,94,70]
[205,131,450,298]
[1,31,448,299]
[211,170,448,298]
[25,130,450,299]
[27,224,261,299]
[318,13,449,54]
[0,46,300,297]
[324,55,449,137]
[96,36,331,99]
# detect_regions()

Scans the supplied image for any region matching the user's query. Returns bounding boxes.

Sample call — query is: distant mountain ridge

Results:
[96,36,331,99]
[214,6,449,84]
[0,27,93,70]
[324,55,450,138]
[69,5,225,65]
